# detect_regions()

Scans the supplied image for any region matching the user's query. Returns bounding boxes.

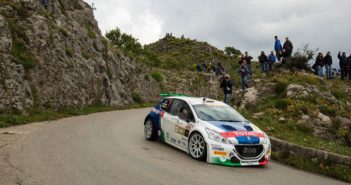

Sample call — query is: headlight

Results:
[205,128,231,144]
[262,133,270,144]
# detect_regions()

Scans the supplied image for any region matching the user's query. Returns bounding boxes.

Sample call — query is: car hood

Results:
[206,121,266,144]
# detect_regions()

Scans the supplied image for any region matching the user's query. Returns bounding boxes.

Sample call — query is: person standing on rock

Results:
[220,74,234,105]
[242,52,253,75]
[338,52,348,80]
[268,51,277,71]
[41,0,48,8]
[324,51,333,79]
[315,53,325,77]
[258,51,269,73]
[274,36,283,62]
[238,61,250,91]
[347,54,351,80]
[283,37,293,57]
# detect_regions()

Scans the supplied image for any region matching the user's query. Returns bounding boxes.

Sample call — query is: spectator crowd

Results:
[201,35,351,105]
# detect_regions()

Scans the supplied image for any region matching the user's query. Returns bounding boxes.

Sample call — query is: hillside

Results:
[0,0,159,114]
[144,35,236,70]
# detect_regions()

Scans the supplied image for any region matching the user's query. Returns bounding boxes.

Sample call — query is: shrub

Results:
[59,27,68,37]
[331,89,346,100]
[86,24,96,38]
[132,93,144,104]
[273,99,290,110]
[300,95,317,104]
[319,105,336,117]
[274,79,289,95]
[151,72,163,83]
[284,44,316,71]
[65,47,73,57]
[11,40,35,69]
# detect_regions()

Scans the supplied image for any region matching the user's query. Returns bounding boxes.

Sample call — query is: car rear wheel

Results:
[144,119,157,141]
[188,132,207,161]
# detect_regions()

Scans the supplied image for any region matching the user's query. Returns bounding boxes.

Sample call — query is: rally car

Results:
[143,94,271,166]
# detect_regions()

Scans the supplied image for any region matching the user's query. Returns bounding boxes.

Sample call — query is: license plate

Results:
[243,147,257,154]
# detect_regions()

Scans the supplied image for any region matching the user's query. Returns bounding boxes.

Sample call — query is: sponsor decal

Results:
[166,132,170,139]
[185,125,192,130]
[212,146,224,151]
[170,137,177,143]
[174,125,189,137]
[151,108,161,114]
[160,111,165,118]
[220,131,264,139]
[213,151,227,156]
[177,140,181,145]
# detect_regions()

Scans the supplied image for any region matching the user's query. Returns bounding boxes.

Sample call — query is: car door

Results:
[164,99,184,145]
[159,98,174,142]
[173,101,195,151]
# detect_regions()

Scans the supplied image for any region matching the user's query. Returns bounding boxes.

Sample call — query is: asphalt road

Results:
[0,108,349,185]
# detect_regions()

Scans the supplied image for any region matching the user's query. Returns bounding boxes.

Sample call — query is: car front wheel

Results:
[188,132,207,161]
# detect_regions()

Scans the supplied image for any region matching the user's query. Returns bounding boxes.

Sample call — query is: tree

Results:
[224,46,241,57]
[105,27,143,55]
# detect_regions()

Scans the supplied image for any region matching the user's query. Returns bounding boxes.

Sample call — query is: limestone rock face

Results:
[286,84,308,98]
[0,0,160,113]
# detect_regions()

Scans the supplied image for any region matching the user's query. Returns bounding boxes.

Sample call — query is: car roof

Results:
[167,96,227,106]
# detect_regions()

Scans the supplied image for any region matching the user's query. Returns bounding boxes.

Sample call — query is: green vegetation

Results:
[86,24,96,38]
[151,71,164,83]
[0,102,155,128]
[105,27,143,56]
[11,40,35,69]
[224,46,241,57]
[65,47,73,57]
[284,44,316,71]
[132,93,144,104]
[272,151,351,182]
[59,27,68,37]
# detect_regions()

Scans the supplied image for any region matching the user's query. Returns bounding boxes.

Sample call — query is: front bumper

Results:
[207,142,271,166]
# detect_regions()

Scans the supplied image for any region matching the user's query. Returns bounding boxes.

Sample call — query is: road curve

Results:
[0,108,348,185]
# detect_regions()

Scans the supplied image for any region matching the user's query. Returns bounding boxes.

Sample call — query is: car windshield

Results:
[193,104,245,122]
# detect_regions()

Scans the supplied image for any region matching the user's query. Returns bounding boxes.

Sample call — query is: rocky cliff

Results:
[0,0,160,113]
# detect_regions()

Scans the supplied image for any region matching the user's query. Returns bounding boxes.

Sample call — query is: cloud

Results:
[84,0,351,63]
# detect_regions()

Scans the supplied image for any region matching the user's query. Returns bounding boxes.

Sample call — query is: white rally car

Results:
[144,94,271,166]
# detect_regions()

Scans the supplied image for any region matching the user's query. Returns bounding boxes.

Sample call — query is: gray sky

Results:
[84,0,351,64]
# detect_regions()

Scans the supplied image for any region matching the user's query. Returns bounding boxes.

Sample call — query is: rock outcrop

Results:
[0,0,160,113]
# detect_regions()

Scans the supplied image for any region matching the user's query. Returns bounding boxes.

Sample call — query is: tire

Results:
[144,119,157,141]
[188,132,207,161]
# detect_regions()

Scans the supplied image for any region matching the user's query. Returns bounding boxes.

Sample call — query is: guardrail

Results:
[270,137,351,166]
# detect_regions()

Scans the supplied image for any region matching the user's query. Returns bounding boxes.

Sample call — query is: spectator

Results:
[41,0,48,8]
[217,63,225,75]
[314,53,325,77]
[202,63,207,72]
[268,51,277,71]
[283,37,293,57]
[324,51,333,79]
[220,74,234,105]
[338,52,348,80]
[348,54,351,80]
[258,51,269,72]
[196,64,202,72]
[239,54,245,64]
[238,61,250,90]
[274,36,283,61]
[242,52,253,75]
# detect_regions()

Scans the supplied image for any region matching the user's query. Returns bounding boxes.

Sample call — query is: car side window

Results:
[179,102,195,123]
[160,98,173,113]
[169,99,183,116]
[170,99,195,123]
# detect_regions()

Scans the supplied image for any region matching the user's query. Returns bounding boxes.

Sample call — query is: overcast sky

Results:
[84,0,351,64]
